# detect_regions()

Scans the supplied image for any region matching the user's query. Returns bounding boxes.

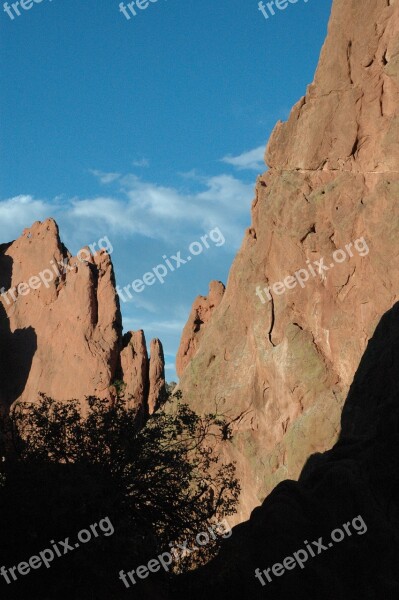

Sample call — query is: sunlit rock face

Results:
[177,0,399,522]
[0,219,165,412]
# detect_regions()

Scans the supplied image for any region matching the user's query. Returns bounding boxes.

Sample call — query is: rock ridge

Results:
[0,218,166,414]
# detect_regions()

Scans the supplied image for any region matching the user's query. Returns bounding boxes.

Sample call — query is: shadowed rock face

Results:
[0,219,165,412]
[175,302,399,599]
[178,0,399,522]
[0,302,36,411]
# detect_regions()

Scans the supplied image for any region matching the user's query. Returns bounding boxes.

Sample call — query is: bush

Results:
[0,392,240,597]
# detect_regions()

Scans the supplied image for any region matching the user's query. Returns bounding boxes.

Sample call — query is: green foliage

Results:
[9,392,240,557]
[165,381,178,398]
[111,379,127,400]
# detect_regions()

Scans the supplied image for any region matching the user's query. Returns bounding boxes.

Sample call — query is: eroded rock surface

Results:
[0,219,165,413]
[120,330,149,408]
[178,0,399,522]
[176,280,225,378]
[175,303,399,599]
[148,338,166,414]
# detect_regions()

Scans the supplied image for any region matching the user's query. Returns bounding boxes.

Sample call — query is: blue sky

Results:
[0,0,333,381]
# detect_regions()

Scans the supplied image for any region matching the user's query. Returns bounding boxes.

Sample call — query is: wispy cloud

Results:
[68,172,253,249]
[221,145,265,171]
[89,169,121,184]
[132,158,149,168]
[0,196,52,241]
[0,150,256,252]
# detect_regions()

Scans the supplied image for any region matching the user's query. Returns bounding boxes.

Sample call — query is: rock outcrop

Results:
[176,303,399,599]
[148,338,166,414]
[120,330,149,408]
[0,219,166,413]
[176,280,225,378]
[178,0,399,522]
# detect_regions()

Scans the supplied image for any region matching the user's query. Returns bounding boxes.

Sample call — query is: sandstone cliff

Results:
[176,280,225,378]
[176,302,399,599]
[177,0,399,522]
[148,338,166,414]
[0,219,165,412]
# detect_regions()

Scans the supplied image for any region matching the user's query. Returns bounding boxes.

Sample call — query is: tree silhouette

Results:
[0,392,240,599]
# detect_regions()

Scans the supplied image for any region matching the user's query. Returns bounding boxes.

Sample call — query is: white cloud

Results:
[89,170,121,184]
[67,172,254,249]
[119,295,160,313]
[0,196,54,241]
[221,145,265,171]
[132,158,149,168]
[0,172,253,252]
[0,150,256,252]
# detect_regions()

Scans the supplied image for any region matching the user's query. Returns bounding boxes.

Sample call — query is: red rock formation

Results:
[178,0,399,522]
[120,332,167,414]
[178,306,399,599]
[120,330,149,408]
[176,280,225,378]
[0,219,166,413]
[148,338,166,414]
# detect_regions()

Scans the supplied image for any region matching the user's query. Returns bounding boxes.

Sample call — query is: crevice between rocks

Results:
[268,293,276,347]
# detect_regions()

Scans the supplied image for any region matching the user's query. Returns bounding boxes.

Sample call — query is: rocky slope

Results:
[176,302,399,599]
[0,219,165,412]
[177,0,399,522]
